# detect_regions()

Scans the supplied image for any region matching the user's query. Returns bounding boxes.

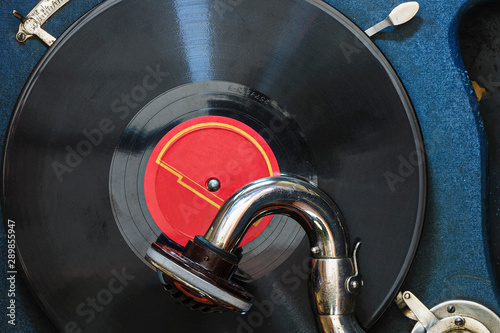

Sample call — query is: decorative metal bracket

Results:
[13,0,72,47]
[396,290,500,332]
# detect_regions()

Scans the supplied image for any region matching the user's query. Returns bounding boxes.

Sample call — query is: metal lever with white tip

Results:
[365,2,420,37]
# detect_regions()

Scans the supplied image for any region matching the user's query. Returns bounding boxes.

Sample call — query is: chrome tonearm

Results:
[147,176,365,333]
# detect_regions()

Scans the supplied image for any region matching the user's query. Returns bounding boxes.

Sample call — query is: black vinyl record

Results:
[2,0,425,331]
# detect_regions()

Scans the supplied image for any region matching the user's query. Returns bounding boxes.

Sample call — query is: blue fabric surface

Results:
[0,0,498,332]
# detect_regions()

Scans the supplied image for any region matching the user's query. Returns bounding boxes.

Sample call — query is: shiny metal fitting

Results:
[311,258,357,315]
[203,176,365,333]
[204,176,349,258]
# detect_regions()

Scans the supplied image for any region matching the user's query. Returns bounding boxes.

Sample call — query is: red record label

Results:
[144,116,280,247]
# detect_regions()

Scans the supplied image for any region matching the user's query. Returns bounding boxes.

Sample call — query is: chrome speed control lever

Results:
[146,176,365,333]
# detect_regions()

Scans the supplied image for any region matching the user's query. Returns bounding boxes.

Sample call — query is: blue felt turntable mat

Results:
[0,0,499,332]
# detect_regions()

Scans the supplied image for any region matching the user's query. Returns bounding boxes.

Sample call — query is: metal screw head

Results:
[454,317,465,327]
[207,178,221,192]
[311,246,320,254]
[404,292,411,299]
[203,256,210,262]
[16,32,27,42]
[350,280,360,289]
[447,305,456,313]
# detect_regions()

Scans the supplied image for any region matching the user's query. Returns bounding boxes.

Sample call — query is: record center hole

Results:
[207,178,221,192]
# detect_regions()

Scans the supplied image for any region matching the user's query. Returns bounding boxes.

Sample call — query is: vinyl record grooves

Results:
[2,0,425,332]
